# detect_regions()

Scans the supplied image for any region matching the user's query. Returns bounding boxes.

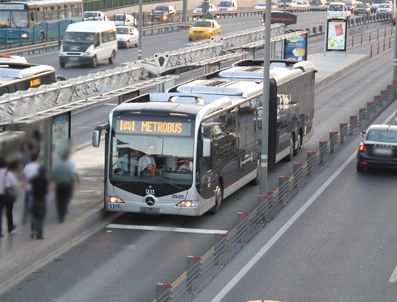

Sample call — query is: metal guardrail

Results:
[153,80,397,302]
[0,63,144,125]
[142,24,284,75]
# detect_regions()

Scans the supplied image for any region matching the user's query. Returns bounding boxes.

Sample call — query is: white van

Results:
[83,11,109,21]
[327,2,351,19]
[218,0,238,11]
[59,21,117,68]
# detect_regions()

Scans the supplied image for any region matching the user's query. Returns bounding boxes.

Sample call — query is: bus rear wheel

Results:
[109,51,115,64]
[209,185,223,214]
[286,134,295,161]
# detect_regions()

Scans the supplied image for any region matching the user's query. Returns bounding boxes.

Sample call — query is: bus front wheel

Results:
[209,185,223,214]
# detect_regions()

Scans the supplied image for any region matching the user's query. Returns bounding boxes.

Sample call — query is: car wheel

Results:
[91,55,97,68]
[293,132,302,155]
[109,51,115,64]
[59,60,65,68]
[356,162,366,173]
[208,184,223,214]
[126,41,130,48]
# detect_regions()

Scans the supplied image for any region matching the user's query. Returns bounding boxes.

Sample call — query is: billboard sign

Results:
[326,18,347,51]
[283,32,308,61]
[264,12,297,26]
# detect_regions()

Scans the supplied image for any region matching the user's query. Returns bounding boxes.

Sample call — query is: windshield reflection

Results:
[110,133,194,186]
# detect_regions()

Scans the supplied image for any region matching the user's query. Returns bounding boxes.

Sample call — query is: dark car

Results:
[356,124,397,172]
[151,5,177,22]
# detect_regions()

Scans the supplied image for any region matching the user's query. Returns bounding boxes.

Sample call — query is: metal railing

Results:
[154,80,397,302]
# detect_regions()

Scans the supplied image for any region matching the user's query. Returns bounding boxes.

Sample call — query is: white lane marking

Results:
[389,264,397,283]
[211,108,397,302]
[106,224,228,235]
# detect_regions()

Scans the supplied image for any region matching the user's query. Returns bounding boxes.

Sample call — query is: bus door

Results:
[276,95,291,159]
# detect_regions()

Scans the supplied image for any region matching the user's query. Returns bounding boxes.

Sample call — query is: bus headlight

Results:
[177,200,199,208]
[107,195,124,203]
[20,33,29,39]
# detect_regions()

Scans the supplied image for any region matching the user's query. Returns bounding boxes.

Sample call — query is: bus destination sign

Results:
[116,119,192,136]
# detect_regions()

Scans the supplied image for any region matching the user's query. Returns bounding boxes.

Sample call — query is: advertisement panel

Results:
[283,32,308,61]
[264,12,297,26]
[326,18,347,51]
[51,112,71,166]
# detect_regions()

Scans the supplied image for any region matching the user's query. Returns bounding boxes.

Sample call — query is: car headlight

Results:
[176,200,199,208]
[107,195,124,203]
[84,45,95,56]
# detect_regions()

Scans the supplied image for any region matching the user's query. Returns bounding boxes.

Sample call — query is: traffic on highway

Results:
[0,1,397,302]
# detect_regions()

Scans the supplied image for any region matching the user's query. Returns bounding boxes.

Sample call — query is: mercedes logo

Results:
[145,196,155,206]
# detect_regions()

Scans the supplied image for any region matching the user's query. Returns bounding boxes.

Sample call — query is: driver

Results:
[138,146,156,176]
[177,159,193,172]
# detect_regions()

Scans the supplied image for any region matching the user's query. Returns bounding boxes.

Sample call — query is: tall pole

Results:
[394,20,397,81]
[260,0,272,195]
[283,0,286,13]
[183,0,187,22]
[138,0,143,60]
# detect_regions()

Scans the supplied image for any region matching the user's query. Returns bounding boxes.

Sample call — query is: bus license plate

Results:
[140,207,160,214]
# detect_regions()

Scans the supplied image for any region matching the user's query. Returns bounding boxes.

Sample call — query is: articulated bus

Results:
[92,60,316,216]
[0,0,83,45]
[0,55,57,96]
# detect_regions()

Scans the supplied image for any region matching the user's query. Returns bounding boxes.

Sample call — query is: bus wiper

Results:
[162,177,183,190]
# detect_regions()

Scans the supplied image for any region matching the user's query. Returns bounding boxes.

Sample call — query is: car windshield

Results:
[154,6,169,11]
[366,129,397,143]
[356,4,364,7]
[196,3,203,8]
[256,3,266,6]
[310,0,322,5]
[219,1,233,7]
[84,12,98,18]
[63,32,96,44]
[110,116,195,186]
[117,27,129,34]
[373,0,387,3]
[328,4,343,11]
[0,10,28,28]
[379,4,390,7]
[193,21,212,27]
[113,15,125,21]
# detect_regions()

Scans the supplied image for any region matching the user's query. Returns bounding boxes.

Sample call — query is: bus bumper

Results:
[106,201,209,216]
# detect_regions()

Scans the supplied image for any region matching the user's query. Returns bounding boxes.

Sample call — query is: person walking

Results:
[22,153,40,224]
[50,150,77,223]
[0,158,18,237]
[30,166,48,239]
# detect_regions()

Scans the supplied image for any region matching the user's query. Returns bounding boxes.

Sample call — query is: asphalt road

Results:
[194,103,397,302]
[26,11,329,78]
[1,25,395,302]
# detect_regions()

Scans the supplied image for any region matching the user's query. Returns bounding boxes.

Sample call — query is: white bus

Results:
[92,60,316,216]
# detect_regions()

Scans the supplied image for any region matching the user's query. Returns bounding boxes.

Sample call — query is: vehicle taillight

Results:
[359,142,366,152]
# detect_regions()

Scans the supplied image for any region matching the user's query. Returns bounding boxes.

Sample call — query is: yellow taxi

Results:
[188,19,221,41]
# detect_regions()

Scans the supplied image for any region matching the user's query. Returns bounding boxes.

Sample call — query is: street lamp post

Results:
[138,0,143,60]
[393,19,397,81]
[260,0,272,195]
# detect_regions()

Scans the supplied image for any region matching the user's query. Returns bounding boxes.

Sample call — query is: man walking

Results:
[0,158,18,237]
[31,166,48,239]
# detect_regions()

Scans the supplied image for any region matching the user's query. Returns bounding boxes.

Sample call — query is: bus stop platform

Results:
[0,50,370,295]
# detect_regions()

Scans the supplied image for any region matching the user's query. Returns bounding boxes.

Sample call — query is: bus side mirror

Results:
[92,127,102,147]
[203,138,211,157]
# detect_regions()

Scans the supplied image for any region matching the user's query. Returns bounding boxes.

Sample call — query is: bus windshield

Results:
[0,10,28,28]
[110,116,195,186]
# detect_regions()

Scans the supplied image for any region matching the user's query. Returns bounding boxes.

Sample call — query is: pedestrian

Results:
[22,153,40,224]
[30,166,48,240]
[0,158,18,237]
[50,150,77,223]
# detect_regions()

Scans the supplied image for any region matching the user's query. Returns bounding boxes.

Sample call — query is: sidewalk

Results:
[0,50,369,294]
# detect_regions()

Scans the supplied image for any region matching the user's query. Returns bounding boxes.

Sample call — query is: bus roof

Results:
[66,21,115,32]
[175,79,262,98]
[0,64,55,83]
[219,60,316,84]
[0,0,82,8]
